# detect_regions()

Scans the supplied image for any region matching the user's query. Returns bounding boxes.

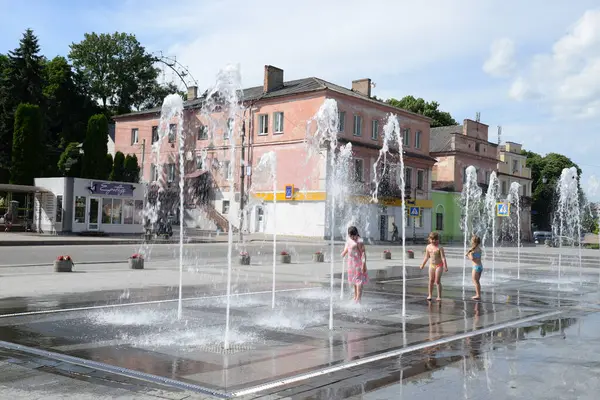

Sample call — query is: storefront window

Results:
[102,198,112,223]
[123,200,134,224]
[112,199,122,224]
[56,195,63,223]
[74,196,86,223]
[134,200,144,225]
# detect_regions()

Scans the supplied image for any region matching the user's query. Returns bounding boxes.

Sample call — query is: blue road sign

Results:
[285,185,294,200]
[409,206,420,217]
[496,202,510,217]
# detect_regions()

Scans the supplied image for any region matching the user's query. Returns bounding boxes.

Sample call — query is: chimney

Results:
[187,85,198,100]
[263,65,284,93]
[352,78,372,97]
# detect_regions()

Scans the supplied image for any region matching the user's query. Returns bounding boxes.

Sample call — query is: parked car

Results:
[533,231,552,244]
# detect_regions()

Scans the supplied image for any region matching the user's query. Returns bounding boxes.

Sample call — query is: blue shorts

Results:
[473,265,483,274]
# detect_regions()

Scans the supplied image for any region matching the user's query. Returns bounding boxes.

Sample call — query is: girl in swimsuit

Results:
[341,226,368,303]
[466,235,483,300]
[419,232,448,301]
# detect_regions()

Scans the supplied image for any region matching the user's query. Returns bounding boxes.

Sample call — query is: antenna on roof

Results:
[475,112,481,131]
[497,125,502,145]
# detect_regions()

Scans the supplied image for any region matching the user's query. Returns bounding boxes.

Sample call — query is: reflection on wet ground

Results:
[0,269,598,398]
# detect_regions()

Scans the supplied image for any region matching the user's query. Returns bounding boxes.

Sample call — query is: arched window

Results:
[435,204,445,231]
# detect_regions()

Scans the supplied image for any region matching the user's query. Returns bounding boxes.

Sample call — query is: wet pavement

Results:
[0,258,598,398]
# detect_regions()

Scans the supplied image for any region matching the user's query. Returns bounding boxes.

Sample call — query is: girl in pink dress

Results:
[341,226,368,303]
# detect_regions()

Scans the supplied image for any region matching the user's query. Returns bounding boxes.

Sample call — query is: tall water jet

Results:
[256,152,277,308]
[305,98,345,330]
[483,172,500,282]
[202,65,244,350]
[553,167,582,286]
[586,175,600,283]
[508,182,521,279]
[460,166,482,288]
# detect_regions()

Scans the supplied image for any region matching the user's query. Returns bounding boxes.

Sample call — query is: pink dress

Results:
[346,237,368,285]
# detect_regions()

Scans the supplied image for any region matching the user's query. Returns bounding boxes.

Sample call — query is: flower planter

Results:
[406,250,414,259]
[382,252,392,260]
[129,258,144,269]
[239,255,251,265]
[280,254,291,264]
[313,253,325,262]
[54,259,73,272]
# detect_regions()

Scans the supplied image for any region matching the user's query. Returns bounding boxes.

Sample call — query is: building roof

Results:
[113,77,431,122]
[429,125,462,152]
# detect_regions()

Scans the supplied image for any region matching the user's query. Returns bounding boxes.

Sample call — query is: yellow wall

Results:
[252,191,433,208]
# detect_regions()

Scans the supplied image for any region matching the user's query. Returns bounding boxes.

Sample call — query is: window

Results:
[134,200,144,225]
[150,164,159,182]
[112,199,122,224]
[74,196,86,223]
[475,142,480,152]
[222,200,230,214]
[273,112,284,134]
[417,169,425,190]
[167,164,176,183]
[123,199,134,224]
[196,156,204,170]
[197,124,208,140]
[225,118,233,139]
[415,131,421,149]
[436,213,444,230]
[353,115,362,136]
[151,126,159,143]
[258,114,268,135]
[102,198,112,223]
[168,124,177,143]
[354,159,364,182]
[501,180,507,195]
[131,128,139,145]
[371,120,379,140]
[512,159,519,173]
[222,161,232,180]
[338,111,346,132]
[55,195,63,223]
[403,129,410,147]
[405,167,413,188]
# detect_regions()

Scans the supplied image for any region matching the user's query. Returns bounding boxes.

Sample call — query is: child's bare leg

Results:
[435,267,443,300]
[472,270,481,299]
[353,284,357,300]
[356,284,363,302]
[427,267,434,300]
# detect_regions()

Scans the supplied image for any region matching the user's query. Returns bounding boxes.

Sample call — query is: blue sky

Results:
[2,0,600,198]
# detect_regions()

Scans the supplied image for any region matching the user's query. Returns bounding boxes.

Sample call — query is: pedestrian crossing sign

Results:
[496,202,510,217]
[409,206,420,217]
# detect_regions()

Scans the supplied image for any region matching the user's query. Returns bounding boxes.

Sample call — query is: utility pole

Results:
[140,139,146,182]
[238,120,246,242]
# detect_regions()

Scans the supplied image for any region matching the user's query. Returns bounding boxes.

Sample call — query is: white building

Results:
[34,177,145,234]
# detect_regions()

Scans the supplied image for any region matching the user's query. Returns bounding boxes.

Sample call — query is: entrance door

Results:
[379,215,388,241]
[88,197,100,231]
[256,206,264,232]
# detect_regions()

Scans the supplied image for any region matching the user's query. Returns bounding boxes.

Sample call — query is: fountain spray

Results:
[461,166,481,289]
[508,182,521,279]
[483,172,499,282]
[257,152,278,308]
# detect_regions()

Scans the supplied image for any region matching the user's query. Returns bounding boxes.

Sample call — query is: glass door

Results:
[88,198,100,231]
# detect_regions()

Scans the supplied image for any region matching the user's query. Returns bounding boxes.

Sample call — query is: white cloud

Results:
[483,38,516,77]
[507,9,600,118]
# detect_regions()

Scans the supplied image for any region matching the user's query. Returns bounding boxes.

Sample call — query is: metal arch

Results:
[151,51,198,90]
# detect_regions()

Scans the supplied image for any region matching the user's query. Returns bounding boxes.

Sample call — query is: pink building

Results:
[113,66,436,240]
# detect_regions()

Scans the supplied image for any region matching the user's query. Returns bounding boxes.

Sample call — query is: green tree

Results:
[69,32,159,114]
[123,154,141,183]
[105,153,114,180]
[386,95,458,128]
[57,142,83,177]
[140,81,186,110]
[110,151,125,181]
[10,103,42,185]
[82,114,109,179]
[524,151,582,231]
[0,29,46,182]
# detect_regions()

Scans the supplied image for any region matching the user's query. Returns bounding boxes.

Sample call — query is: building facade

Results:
[113,65,436,240]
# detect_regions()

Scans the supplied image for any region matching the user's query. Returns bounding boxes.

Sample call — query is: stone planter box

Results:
[239,255,251,265]
[406,250,414,259]
[382,252,392,260]
[129,258,144,269]
[313,253,325,262]
[54,260,73,272]
[280,254,291,264]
